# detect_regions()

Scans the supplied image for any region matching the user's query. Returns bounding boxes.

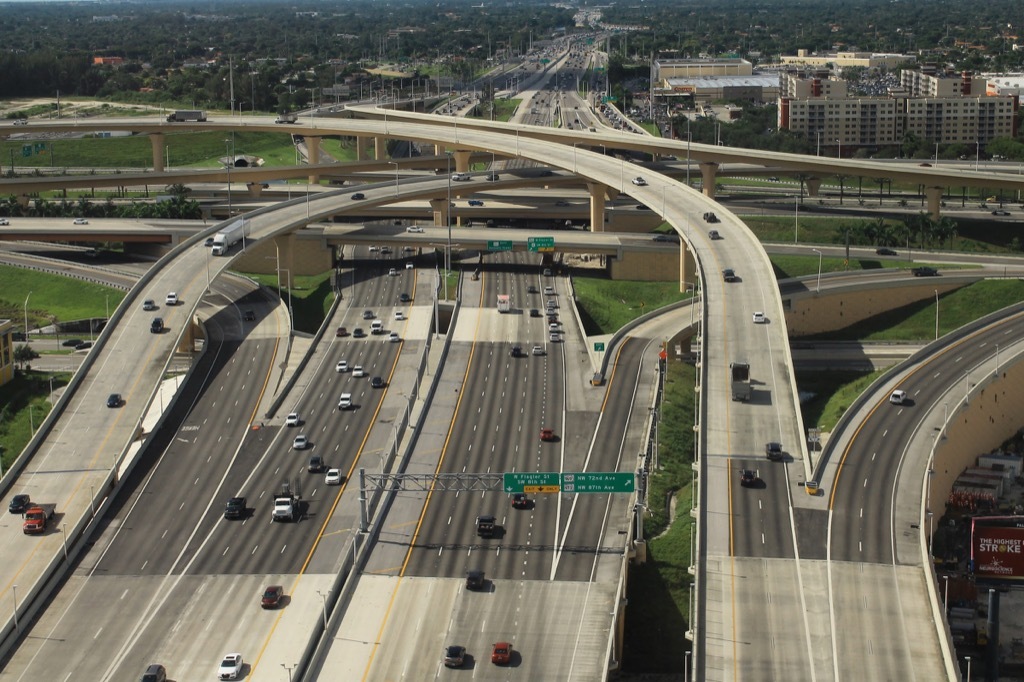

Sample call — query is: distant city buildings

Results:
[777,64,1020,153]
[652,58,778,104]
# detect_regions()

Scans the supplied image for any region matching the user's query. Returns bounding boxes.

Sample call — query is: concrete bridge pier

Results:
[306,137,321,184]
[356,136,370,161]
[699,162,718,199]
[374,135,387,161]
[429,198,452,227]
[150,133,165,173]
[925,186,944,220]
[246,182,264,198]
[452,150,472,174]
[587,182,608,232]
[805,177,822,197]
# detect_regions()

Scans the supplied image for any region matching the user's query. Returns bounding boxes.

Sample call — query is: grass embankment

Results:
[573,277,691,335]
[235,271,335,335]
[0,372,70,472]
[2,131,300,170]
[622,360,697,672]
[0,265,124,328]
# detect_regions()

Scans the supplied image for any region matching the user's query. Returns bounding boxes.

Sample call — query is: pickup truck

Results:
[476,514,496,538]
[23,503,55,534]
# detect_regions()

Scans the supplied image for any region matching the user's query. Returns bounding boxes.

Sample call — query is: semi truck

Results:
[272,482,300,522]
[166,110,207,122]
[211,219,245,256]
[497,294,511,313]
[23,503,56,534]
[274,112,298,124]
[730,362,751,401]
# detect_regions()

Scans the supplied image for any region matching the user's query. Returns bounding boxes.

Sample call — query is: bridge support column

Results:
[805,177,822,197]
[681,241,697,294]
[246,182,264,198]
[925,186,943,220]
[356,136,371,161]
[587,182,607,232]
[374,135,387,161]
[452,150,472,174]
[306,136,321,184]
[699,162,718,199]
[429,198,451,227]
[150,133,165,173]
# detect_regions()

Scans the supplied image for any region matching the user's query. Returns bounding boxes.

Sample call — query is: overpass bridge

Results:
[0,111,971,680]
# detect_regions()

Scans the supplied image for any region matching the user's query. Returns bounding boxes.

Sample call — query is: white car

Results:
[405,225,424,233]
[394,311,405,321]
[292,435,308,450]
[631,176,647,186]
[548,332,560,342]
[752,312,766,324]
[889,389,908,405]
[218,653,243,680]
[352,365,366,378]
[0,218,9,226]
[405,261,414,270]
[285,412,300,427]
[336,360,349,373]
[142,299,157,311]
[338,393,353,410]
[451,172,472,181]
[388,332,401,343]
[544,286,555,296]
[532,345,546,356]
[73,218,89,225]
[325,469,343,485]
[165,292,178,306]
[388,267,398,276]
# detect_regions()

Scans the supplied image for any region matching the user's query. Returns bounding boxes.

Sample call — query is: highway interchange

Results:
[2,36,1022,681]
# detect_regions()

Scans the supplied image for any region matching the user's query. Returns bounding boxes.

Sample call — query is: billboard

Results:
[971,516,1024,582]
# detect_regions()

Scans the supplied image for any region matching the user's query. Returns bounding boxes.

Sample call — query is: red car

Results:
[491,641,512,665]
[261,585,284,609]
[336,326,349,337]
[540,427,555,442]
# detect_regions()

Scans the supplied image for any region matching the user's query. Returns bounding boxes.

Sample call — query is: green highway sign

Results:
[527,236,555,253]
[503,472,559,493]
[594,342,605,352]
[561,472,635,494]
[487,240,513,252]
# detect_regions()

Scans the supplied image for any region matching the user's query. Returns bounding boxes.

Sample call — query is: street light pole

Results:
[836,138,841,159]
[280,268,293,332]
[224,139,233,217]
[934,289,939,340]
[813,249,822,293]
[446,152,452,300]
[23,290,32,340]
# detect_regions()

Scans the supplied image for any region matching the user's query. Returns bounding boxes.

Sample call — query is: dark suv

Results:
[765,442,784,462]
[308,455,325,473]
[224,496,246,520]
[141,664,167,682]
[150,317,164,333]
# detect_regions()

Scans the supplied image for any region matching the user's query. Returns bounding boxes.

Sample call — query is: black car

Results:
[204,237,215,247]
[722,268,737,282]
[510,345,523,358]
[9,494,31,514]
[911,266,939,277]
[399,293,412,303]
[527,285,539,294]
[703,212,720,223]
[993,210,1011,216]
[61,338,83,347]
[352,327,366,338]
[465,569,485,590]
[370,376,385,388]
[150,318,164,334]
[530,308,541,318]
[106,393,123,408]
[740,469,757,487]
[74,341,92,350]
[242,310,256,321]
[876,247,898,256]
[308,455,325,473]
[511,493,529,509]
[351,192,365,200]
[224,497,246,519]
[765,442,784,461]
[362,309,375,320]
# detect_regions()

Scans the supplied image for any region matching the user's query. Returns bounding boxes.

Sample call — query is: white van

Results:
[371,320,384,335]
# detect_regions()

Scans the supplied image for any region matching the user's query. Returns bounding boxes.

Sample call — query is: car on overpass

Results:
[491,642,512,665]
[765,442,784,461]
[630,176,647,186]
[217,653,242,680]
[444,645,467,668]
[722,269,737,282]
[740,469,758,487]
[911,266,939,276]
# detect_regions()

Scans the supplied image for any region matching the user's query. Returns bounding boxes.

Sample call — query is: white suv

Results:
[165,292,179,306]
[338,393,353,410]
